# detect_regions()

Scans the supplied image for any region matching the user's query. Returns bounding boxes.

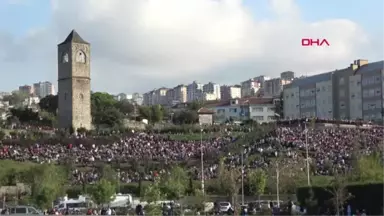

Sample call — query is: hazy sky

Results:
[0,0,383,94]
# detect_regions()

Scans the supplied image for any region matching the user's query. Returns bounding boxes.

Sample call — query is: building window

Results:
[339,101,345,109]
[252,107,263,112]
[267,107,275,112]
[339,77,345,85]
[339,89,345,97]
[229,108,237,113]
[253,116,264,121]
[267,116,276,120]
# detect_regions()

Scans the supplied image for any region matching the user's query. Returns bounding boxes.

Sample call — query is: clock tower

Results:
[57,30,92,130]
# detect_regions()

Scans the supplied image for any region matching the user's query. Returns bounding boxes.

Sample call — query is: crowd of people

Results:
[0,122,383,184]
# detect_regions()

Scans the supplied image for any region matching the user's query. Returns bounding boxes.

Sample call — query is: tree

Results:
[138,106,151,120]
[352,153,384,182]
[2,91,28,107]
[88,179,116,206]
[116,99,134,116]
[26,164,68,209]
[38,95,58,114]
[172,110,198,124]
[188,101,203,111]
[160,166,188,200]
[91,92,118,112]
[216,159,240,213]
[0,130,5,140]
[325,174,353,216]
[247,169,267,201]
[142,182,163,216]
[151,105,163,123]
[9,107,39,123]
[91,92,125,128]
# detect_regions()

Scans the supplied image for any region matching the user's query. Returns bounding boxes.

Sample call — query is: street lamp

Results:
[241,145,245,206]
[304,122,311,186]
[200,127,205,195]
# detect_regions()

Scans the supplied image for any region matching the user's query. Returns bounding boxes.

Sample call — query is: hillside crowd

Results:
[0,124,382,184]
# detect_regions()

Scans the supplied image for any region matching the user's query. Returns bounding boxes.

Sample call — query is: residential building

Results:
[33,81,55,98]
[132,93,143,105]
[166,88,175,105]
[187,81,203,102]
[154,88,168,105]
[201,93,217,101]
[283,59,383,121]
[143,90,156,106]
[220,85,241,100]
[241,76,270,97]
[264,71,295,97]
[19,85,34,95]
[173,85,187,104]
[206,97,276,124]
[203,82,221,100]
[115,93,131,101]
[23,96,40,107]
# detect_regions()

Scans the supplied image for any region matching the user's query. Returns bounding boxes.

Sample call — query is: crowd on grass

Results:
[0,122,383,185]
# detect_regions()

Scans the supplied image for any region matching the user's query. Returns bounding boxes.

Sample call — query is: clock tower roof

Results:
[58,29,89,46]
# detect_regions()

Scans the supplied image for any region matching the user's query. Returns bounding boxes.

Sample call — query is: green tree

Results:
[2,91,28,107]
[160,166,188,200]
[143,181,162,204]
[325,174,353,216]
[91,92,118,111]
[38,95,58,114]
[115,99,135,116]
[9,107,39,123]
[0,130,5,140]
[143,181,162,215]
[151,105,163,123]
[88,179,116,206]
[354,153,384,182]
[247,169,267,201]
[172,110,198,124]
[26,164,68,209]
[138,106,151,120]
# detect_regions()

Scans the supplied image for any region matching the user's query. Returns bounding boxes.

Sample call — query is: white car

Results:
[219,202,232,212]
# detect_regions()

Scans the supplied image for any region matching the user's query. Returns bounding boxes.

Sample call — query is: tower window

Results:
[79,93,84,100]
[61,52,69,63]
[76,50,86,63]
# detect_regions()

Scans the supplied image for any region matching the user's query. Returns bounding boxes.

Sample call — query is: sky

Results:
[0,0,383,94]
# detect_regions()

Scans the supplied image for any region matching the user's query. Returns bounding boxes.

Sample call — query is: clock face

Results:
[62,52,69,63]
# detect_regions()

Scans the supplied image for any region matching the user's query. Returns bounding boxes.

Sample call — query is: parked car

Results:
[2,205,42,215]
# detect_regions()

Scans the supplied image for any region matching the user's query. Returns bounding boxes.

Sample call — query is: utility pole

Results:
[241,146,244,205]
[200,127,205,195]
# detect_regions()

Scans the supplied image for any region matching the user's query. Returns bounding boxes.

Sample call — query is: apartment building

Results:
[283,59,384,121]
[115,93,131,101]
[187,81,203,102]
[173,85,187,104]
[33,81,55,98]
[154,88,168,105]
[143,90,155,106]
[202,82,221,100]
[220,85,241,100]
[19,85,34,95]
[241,76,270,97]
[207,97,276,124]
[264,71,295,97]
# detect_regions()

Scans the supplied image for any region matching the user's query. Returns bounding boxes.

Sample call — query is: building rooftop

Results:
[354,60,384,75]
[58,30,89,45]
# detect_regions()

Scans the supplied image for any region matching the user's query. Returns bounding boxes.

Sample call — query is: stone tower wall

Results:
[58,41,92,130]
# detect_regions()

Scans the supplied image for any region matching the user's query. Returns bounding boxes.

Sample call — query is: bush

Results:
[297,183,383,215]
